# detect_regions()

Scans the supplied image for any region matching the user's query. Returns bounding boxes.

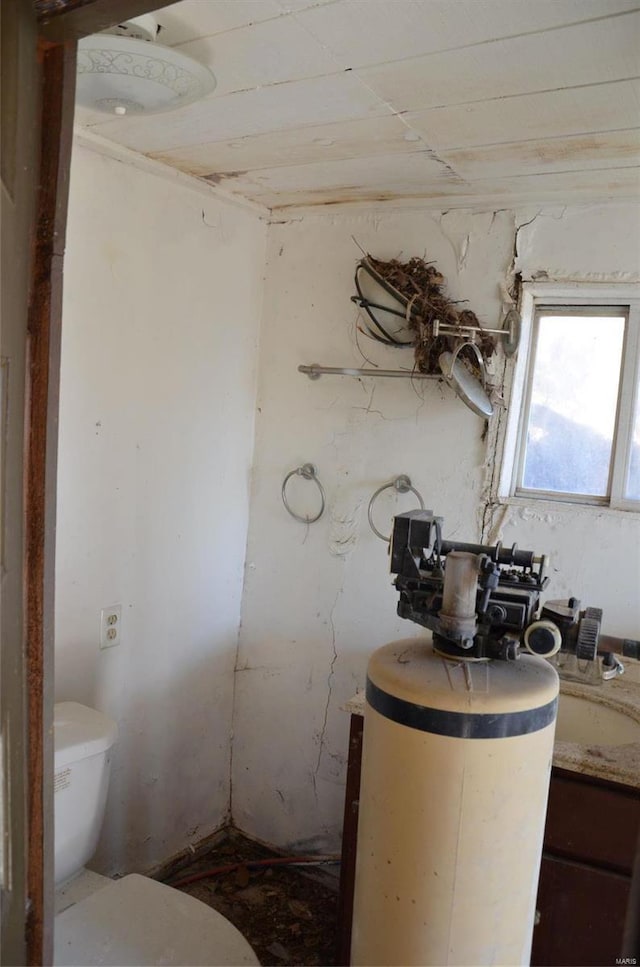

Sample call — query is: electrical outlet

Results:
[100,605,122,649]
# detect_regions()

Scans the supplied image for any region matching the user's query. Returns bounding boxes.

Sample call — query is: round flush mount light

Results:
[76,15,216,117]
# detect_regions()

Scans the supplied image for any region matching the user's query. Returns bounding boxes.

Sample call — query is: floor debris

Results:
[164,831,339,966]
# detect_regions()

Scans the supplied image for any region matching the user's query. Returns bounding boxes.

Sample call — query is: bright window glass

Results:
[520,313,625,497]
[626,375,640,500]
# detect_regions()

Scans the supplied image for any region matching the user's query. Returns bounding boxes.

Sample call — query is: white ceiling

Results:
[76,0,640,211]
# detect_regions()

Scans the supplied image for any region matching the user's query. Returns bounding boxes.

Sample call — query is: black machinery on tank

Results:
[390,508,640,666]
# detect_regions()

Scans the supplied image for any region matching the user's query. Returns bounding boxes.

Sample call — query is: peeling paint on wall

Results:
[515,203,640,282]
[232,201,640,855]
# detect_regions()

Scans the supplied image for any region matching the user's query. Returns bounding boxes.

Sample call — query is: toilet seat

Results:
[54,873,259,966]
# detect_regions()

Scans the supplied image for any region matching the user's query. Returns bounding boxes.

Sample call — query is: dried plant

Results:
[364,254,496,375]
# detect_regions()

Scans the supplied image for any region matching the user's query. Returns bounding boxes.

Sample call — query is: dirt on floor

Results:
[163,831,339,967]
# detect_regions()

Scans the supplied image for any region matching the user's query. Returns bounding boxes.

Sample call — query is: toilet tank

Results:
[54,702,118,885]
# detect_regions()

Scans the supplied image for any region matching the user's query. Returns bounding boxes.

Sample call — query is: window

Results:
[500,284,640,511]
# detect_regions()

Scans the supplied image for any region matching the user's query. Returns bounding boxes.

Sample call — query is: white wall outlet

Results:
[100,605,122,649]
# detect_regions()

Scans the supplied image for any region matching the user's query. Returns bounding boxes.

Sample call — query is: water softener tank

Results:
[351,635,559,967]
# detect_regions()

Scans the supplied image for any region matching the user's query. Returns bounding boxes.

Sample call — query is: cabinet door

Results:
[545,770,640,874]
[531,855,630,966]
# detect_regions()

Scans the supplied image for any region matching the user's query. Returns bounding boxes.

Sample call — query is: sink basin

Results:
[555,693,640,747]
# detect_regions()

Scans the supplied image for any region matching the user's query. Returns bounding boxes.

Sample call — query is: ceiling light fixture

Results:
[76,15,216,117]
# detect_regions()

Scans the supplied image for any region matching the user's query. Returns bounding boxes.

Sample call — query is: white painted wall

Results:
[55,143,267,875]
[497,204,640,640]
[56,171,640,869]
[233,203,640,852]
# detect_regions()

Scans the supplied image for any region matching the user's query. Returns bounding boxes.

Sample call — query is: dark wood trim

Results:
[1,3,40,963]
[336,715,363,966]
[24,37,76,967]
[24,7,176,963]
[622,827,640,958]
[35,0,173,41]
[552,765,640,799]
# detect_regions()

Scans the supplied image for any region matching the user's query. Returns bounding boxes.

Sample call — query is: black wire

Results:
[354,266,415,347]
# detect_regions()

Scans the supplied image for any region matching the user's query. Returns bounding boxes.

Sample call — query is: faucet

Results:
[549,649,625,685]
[601,651,625,681]
[533,599,639,685]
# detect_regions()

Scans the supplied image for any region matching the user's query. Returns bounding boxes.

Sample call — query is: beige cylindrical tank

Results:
[351,636,559,967]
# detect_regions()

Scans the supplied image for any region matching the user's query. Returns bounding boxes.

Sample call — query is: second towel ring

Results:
[368,475,425,542]
[282,463,326,523]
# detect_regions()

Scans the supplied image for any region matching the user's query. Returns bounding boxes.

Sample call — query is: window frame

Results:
[498,283,640,514]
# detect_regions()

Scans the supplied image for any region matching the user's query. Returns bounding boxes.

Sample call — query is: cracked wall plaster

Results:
[232,202,640,853]
[515,203,640,281]
[56,144,268,875]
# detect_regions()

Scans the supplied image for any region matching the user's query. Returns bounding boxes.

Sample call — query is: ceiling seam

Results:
[268,191,639,218]
[82,75,640,162]
[158,125,640,182]
[287,5,640,74]
[162,0,344,47]
[467,163,640,182]
[170,5,640,72]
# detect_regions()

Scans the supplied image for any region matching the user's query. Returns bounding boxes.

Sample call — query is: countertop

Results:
[344,666,640,790]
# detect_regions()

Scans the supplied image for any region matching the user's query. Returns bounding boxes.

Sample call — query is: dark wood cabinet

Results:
[532,856,630,966]
[336,715,364,966]
[531,768,640,966]
[336,714,640,967]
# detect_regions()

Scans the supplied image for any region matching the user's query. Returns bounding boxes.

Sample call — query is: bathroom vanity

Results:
[532,767,638,965]
[337,679,640,967]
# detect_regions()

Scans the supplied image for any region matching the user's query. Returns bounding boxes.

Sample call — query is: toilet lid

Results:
[54,874,260,966]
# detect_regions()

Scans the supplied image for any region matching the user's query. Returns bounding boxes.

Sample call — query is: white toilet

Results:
[53,702,259,966]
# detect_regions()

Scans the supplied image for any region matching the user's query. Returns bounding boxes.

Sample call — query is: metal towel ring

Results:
[368,474,425,542]
[282,463,326,523]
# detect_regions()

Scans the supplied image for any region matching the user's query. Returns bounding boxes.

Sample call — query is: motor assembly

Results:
[390,509,639,663]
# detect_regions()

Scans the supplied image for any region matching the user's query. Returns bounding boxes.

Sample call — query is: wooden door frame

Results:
[25,2,640,964]
[26,5,170,963]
